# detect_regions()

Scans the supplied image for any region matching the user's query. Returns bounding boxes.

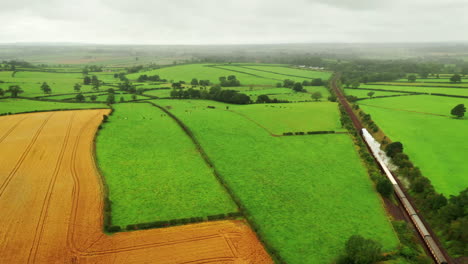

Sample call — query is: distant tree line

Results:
[170,85,250,104]
[137,74,167,82]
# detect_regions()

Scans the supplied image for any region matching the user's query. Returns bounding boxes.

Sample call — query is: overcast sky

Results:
[1,0,467,44]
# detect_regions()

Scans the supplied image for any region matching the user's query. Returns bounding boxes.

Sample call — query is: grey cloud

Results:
[0,0,466,44]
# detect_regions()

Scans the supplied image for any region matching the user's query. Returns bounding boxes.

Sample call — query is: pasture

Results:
[229,102,343,135]
[155,99,398,264]
[344,88,407,98]
[96,103,238,226]
[0,98,108,114]
[359,84,468,97]
[359,95,468,195]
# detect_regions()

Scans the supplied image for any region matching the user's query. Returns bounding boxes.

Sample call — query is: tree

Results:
[75,93,85,102]
[40,82,51,94]
[451,104,466,118]
[131,94,137,100]
[450,74,462,83]
[120,97,125,103]
[8,85,23,98]
[256,94,271,103]
[293,82,303,92]
[351,81,360,89]
[376,178,393,198]
[83,76,91,85]
[407,75,417,82]
[0,88,4,97]
[367,92,375,98]
[74,83,81,92]
[412,177,431,193]
[337,235,382,264]
[385,142,403,158]
[311,92,322,101]
[191,78,199,86]
[106,94,115,104]
[90,95,97,102]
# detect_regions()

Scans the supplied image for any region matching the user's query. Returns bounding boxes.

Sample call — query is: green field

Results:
[155,99,398,264]
[0,70,121,97]
[344,89,407,98]
[359,84,468,97]
[127,64,330,86]
[142,89,172,98]
[242,65,332,79]
[95,103,238,226]
[244,87,330,102]
[229,102,343,134]
[360,95,468,195]
[0,98,108,114]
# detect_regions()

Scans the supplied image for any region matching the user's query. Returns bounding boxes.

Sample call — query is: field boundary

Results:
[142,101,285,263]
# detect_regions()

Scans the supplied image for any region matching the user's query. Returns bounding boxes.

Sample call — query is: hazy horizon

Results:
[1,0,467,45]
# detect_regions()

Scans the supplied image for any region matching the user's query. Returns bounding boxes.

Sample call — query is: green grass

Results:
[127,64,274,85]
[360,95,468,196]
[229,102,343,134]
[242,65,332,80]
[344,89,407,98]
[95,103,238,226]
[142,89,172,98]
[0,70,121,97]
[359,84,468,97]
[244,87,330,102]
[0,98,107,114]
[127,64,331,87]
[155,99,398,264]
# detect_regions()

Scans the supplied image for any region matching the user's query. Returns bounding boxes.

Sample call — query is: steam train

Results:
[361,128,448,264]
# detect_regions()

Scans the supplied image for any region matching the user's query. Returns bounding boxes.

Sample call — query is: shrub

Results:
[376,177,393,198]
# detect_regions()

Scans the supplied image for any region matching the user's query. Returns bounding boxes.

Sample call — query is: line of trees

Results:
[385,141,468,257]
[137,74,167,82]
[170,85,250,104]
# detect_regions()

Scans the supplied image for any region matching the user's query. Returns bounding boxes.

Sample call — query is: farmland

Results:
[359,95,468,196]
[0,110,270,263]
[96,103,238,226]
[128,63,331,86]
[344,88,407,98]
[0,63,423,263]
[358,84,468,97]
[0,98,108,114]
[154,99,398,263]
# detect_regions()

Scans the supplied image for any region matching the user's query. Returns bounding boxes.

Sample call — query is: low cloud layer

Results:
[0,0,467,44]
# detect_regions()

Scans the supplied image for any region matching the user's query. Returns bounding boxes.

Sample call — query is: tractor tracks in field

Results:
[0,113,54,198]
[27,112,76,264]
[0,115,28,144]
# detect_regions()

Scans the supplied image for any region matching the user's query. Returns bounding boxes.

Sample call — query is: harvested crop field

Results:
[0,110,271,263]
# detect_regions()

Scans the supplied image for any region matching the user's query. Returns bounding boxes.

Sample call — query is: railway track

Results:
[330,75,450,264]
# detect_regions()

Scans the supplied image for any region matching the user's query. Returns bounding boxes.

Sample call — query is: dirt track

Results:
[0,110,271,264]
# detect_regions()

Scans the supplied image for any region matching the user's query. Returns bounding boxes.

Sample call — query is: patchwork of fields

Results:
[96,103,238,226]
[0,64,414,263]
[153,99,398,263]
[0,110,270,263]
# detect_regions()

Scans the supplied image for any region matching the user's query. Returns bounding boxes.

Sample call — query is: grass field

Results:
[142,89,172,98]
[95,103,238,226]
[155,99,398,264]
[229,102,343,134]
[360,95,468,195]
[359,84,468,97]
[0,98,108,114]
[244,87,330,102]
[344,89,407,98]
[127,64,330,87]
[241,65,332,79]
